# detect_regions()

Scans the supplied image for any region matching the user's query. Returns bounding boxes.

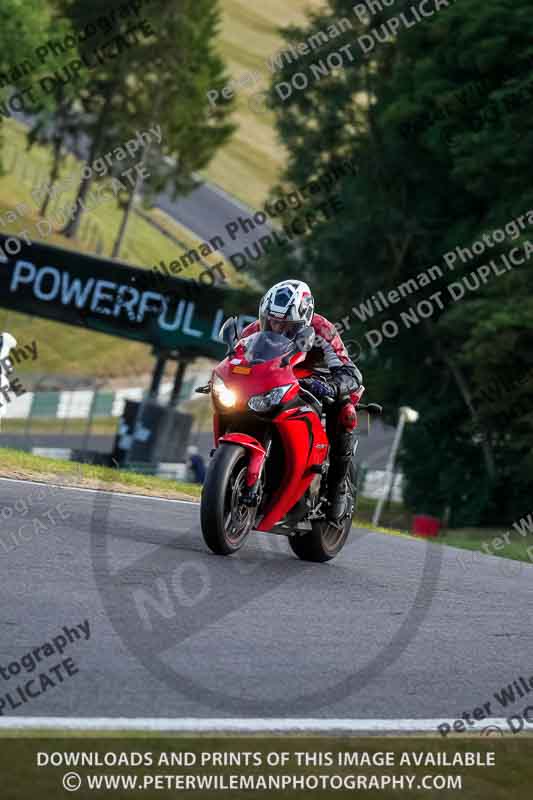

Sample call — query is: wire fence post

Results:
[82,385,99,452]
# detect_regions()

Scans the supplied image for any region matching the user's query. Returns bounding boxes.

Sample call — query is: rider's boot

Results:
[326,429,354,523]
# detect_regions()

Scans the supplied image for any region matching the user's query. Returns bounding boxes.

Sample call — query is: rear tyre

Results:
[201,444,256,555]
[288,462,356,563]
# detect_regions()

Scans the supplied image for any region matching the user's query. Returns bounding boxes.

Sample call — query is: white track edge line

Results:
[0,477,199,505]
[0,718,510,732]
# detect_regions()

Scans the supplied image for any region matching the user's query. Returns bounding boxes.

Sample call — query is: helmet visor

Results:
[266,316,305,339]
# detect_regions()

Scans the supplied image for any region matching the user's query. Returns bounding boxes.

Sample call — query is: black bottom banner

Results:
[1,734,532,798]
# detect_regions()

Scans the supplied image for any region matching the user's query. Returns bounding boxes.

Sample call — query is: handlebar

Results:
[357,402,383,414]
[196,376,383,415]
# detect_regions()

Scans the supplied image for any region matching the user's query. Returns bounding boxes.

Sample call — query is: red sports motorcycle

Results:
[197,318,380,562]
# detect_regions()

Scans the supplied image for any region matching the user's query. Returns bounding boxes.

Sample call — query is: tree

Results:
[0,0,52,172]
[20,2,85,216]
[109,0,235,256]
[26,89,79,217]
[53,0,234,241]
[0,0,49,83]
[263,0,533,525]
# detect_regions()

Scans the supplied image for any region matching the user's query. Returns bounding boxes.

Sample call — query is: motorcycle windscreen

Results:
[241,331,292,364]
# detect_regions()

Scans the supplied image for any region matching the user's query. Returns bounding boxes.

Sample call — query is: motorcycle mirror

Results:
[294,326,315,353]
[219,316,240,354]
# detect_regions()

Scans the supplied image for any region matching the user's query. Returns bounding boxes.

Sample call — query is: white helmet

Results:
[259,280,314,338]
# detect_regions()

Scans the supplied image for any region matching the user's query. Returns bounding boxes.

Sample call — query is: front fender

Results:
[218,433,266,487]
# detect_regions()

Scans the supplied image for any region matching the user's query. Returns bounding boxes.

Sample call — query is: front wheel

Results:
[200,444,257,555]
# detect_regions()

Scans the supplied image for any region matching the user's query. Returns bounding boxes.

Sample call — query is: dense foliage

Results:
[0,0,234,244]
[264,0,533,526]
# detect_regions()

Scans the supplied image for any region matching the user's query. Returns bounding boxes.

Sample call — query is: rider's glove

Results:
[330,365,361,401]
[300,378,338,402]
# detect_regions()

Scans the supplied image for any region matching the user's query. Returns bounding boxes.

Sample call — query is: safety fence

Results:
[2,380,198,421]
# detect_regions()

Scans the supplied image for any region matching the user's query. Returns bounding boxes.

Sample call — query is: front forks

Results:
[240,434,271,508]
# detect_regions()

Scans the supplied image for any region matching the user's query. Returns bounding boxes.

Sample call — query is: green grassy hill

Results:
[203,0,324,208]
[0,121,241,380]
[0,1,322,379]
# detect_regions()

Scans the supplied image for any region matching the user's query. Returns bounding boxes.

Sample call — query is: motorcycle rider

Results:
[240,280,363,523]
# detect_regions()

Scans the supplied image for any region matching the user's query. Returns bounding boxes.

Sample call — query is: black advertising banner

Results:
[0,235,259,359]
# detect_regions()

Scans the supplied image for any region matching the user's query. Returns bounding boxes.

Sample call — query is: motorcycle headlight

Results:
[212,375,237,409]
[248,384,292,413]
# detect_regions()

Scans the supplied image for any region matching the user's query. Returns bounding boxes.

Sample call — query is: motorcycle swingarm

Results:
[269,520,313,535]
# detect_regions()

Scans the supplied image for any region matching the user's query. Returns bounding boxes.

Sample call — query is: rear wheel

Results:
[200,444,257,555]
[288,462,356,563]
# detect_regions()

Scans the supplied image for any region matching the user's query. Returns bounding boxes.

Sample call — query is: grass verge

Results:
[354,495,411,533]
[2,445,527,566]
[0,447,201,501]
[438,527,533,564]
[355,495,533,565]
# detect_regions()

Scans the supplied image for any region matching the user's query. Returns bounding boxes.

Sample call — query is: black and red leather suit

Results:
[241,314,364,510]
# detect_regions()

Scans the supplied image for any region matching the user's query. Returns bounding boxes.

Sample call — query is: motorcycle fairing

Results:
[215,359,296,411]
[256,405,329,532]
[218,433,266,487]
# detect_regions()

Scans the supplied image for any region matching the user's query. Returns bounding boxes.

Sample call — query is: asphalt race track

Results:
[154,180,275,263]
[1,477,532,724]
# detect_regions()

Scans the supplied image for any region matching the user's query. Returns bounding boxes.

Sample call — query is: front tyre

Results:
[201,444,256,555]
